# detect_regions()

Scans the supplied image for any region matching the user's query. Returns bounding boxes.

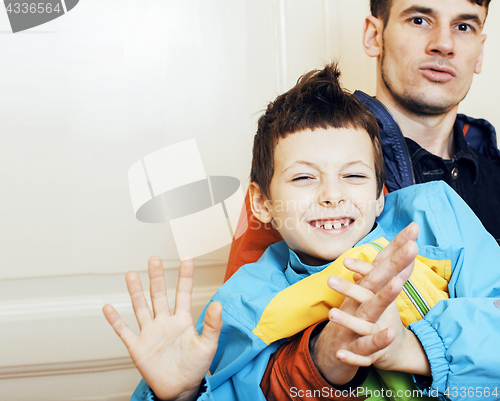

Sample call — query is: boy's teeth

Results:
[312,219,352,229]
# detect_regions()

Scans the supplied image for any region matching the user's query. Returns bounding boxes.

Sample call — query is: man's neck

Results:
[376,93,458,160]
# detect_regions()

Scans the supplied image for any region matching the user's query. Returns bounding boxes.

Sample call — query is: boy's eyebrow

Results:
[341,160,374,170]
[282,161,320,173]
[282,160,373,173]
[400,5,483,28]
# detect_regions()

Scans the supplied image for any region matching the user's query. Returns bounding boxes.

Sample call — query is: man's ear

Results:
[475,34,487,74]
[363,15,384,58]
[375,189,385,217]
[249,182,273,223]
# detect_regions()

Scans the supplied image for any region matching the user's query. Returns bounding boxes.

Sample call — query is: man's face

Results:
[379,0,487,115]
[261,128,383,266]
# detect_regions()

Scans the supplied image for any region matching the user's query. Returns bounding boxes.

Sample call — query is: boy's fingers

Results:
[328,275,374,304]
[356,275,403,323]
[335,349,373,367]
[329,308,374,336]
[373,223,419,266]
[343,258,372,276]
[201,301,223,347]
[382,240,418,284]
[339,328,395,365]
[361,239,418,294]
[126,271,153,330]
[148,256,170,317]
[396,259,415,283]
[358,256,414,324]
[102,304,137,348]
[174,259,195,314]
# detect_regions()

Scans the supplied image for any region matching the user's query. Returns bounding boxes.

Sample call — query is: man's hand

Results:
[102,257,223,401]
[311,223,430,384]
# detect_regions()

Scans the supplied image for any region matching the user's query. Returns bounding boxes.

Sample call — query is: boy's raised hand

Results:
[312,223,430,384]
[324,222,431,375]
[102,257,223,401]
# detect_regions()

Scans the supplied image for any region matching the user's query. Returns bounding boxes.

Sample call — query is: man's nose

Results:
[426,23,454,57]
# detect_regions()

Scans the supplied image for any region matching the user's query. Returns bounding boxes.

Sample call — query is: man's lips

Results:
[420,64,456,82]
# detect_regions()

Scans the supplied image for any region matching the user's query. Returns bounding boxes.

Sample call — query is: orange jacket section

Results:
[260,322,367,401]
[224,188,282,281]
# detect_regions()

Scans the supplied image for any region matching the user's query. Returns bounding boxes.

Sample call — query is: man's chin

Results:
[381,70,464,116]
[395,92,458,116]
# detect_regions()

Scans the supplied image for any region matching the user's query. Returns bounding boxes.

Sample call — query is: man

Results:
[225,0,500,399]
[357,0,500,239]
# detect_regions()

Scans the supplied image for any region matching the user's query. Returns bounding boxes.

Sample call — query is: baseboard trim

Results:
[0,357,135,380]
[0,285,220,318]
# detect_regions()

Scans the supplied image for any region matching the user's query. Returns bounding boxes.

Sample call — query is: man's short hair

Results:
[251,63,386,199]
[371,0,492,26]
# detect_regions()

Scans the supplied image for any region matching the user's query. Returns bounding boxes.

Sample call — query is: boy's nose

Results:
[319,198,345,207]
[319,183,345,207]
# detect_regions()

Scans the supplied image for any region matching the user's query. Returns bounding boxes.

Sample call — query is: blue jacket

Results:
[131,182,500,401]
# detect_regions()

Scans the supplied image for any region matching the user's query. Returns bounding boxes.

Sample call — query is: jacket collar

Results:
[284,223,384,286]
[404,121,480,184]
[354,91,415,191]
[353,90,500,192]
[285,249,330,285]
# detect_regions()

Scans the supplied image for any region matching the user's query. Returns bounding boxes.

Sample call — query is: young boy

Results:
[104,64,500,401]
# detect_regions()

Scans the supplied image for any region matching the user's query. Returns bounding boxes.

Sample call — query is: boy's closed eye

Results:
[290,174,369,184]
[291,175,314,182]
[344,174,369,181]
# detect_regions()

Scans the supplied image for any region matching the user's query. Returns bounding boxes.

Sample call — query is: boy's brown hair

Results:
[251,63,385,199]
[371,0,492,26]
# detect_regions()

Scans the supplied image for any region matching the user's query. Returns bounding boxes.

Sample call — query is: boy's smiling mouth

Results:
[308,218,354,231]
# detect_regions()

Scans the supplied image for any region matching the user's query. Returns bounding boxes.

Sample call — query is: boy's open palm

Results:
[102,257,222,401]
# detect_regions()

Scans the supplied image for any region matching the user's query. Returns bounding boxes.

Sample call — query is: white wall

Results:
[1,1,498,400]
[459,0,500,128]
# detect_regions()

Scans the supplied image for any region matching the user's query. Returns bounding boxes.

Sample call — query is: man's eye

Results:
[411,17,428,26]
[456,23,472,32]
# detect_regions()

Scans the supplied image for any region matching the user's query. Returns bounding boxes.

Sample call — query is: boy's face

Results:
[251,127,384,266]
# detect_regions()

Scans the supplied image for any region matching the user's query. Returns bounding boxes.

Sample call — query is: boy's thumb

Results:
[201,301,223,346]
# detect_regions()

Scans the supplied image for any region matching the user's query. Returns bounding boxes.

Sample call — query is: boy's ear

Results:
[363,15,384,58]
[375,189,385,217]
[249,182,273,224]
